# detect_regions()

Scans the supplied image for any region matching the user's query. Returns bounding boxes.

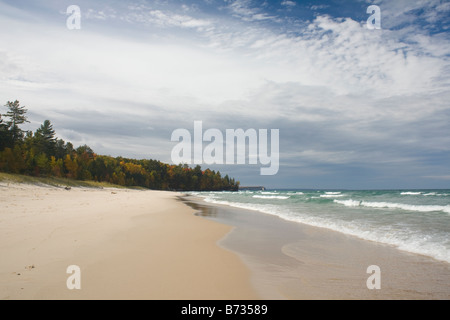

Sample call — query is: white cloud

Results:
[146,9,212,28]
[225,0,278,22]
[310,4,329,10]
[281,1,296,7]
[374,0,450,31]
[85,8,117,20]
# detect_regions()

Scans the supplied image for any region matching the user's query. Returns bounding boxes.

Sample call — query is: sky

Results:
[0,0,449,189]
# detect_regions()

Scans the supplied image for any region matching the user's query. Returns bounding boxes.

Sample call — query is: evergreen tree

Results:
[55,139,67,159]
[65,142,74,155]
[34,120,57,156]
[0,114,10,151]
[3,100,29,145]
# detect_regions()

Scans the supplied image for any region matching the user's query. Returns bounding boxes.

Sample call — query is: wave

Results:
[401,191,450,197]
[320,194,344,198]
[252,195,290,200]
[260,192,279,195]
[423,192,450,196]
[202,197,450,263]
[334,199,450,214]
[325,192,342,195]
[334,199,361,207]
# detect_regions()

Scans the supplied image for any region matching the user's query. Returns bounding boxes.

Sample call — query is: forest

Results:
[0,100,239,191]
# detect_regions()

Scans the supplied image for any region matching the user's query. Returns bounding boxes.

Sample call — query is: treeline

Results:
[0,100,239,191]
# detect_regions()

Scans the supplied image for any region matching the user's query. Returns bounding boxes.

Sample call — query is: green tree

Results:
[3,100,29,145]
[76,144,94,157]
[65,142,74,155]
[34,120,56,157]
[35,153,50,175]
[0,145,25,173]
[0,114,10,151]
[55,139,67,159]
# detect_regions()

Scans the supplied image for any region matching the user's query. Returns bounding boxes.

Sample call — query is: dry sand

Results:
[0,182,258,299]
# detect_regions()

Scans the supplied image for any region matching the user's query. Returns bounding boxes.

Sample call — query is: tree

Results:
[3,100,29,145]
[50,156,64,177]
[55,139,67,159]
[0,114,10,151]
[34,120,56,156]
[35,153,49,175]
[64,154,78,179]
[76,144,94,157]
[0,145,25,173]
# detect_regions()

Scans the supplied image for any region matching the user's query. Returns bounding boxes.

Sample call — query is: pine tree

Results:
[34,120,57,156]
[0,114,10,151]
[3,100,29,145]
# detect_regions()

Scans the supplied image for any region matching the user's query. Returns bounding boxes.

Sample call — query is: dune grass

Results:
[0,172,132,189]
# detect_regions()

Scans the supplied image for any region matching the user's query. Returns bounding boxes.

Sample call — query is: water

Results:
[188,189,450,264]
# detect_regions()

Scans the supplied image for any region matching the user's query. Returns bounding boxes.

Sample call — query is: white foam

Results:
[252,195,290,200]
[401,192,449,197]
[334,199,450,214]
[325,192,342,195]
[202,197,450,263]
[261,192,279,195]
[334,199,361,207]
[320,194,344,198]
[362,201,450,214]
[281,215,450,263]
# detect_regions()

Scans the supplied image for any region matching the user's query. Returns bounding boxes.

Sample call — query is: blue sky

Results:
[1,0,449,189]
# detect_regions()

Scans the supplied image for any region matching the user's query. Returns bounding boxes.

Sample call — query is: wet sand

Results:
[181,195,450,299]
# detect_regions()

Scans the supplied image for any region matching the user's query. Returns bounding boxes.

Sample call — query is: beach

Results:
[1,182,449,300]
[0,182,257,300]
[182,195,450,300]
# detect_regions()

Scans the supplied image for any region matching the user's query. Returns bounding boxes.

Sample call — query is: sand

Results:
[3,182,448,300]
[182,197,450,300]
[0,183,258,300]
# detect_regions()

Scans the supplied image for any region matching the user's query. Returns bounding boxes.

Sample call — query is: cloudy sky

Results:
[1,0,449,189]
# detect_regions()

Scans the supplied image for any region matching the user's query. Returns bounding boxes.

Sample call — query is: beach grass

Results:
[0,172,135,189]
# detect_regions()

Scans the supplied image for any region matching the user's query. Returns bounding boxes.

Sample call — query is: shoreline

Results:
[0,183,258,300]
[180,195,450,300]
[2,181,448,300]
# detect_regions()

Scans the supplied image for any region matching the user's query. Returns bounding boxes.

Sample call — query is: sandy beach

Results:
[2,182,449,300]
[0,182,258,300]
[182,196,450,300]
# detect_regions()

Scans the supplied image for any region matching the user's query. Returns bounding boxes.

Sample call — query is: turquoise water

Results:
[189,189,450,263]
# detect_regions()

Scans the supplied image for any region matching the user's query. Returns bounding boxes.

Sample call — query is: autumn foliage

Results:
[0,101,239,191]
